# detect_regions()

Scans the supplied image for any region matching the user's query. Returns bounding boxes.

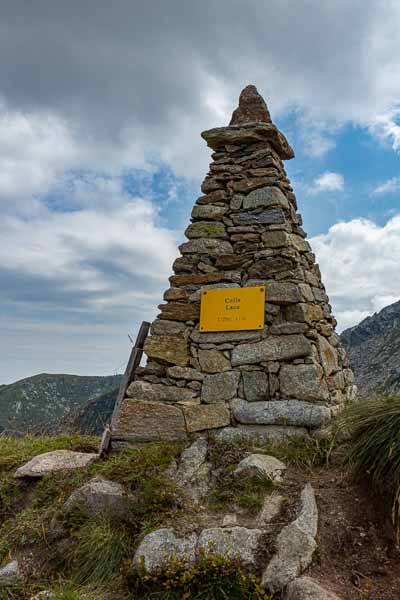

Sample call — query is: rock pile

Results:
[112,85,355,444]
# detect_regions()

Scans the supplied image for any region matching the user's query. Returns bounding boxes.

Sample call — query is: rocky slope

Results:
[341,299,400,397]
[0,373,121,434]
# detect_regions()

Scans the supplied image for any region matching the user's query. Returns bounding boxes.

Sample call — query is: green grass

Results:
[337,395,400,535]
[0,435,184,597]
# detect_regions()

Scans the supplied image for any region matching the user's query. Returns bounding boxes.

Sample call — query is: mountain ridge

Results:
[341,299,400,397]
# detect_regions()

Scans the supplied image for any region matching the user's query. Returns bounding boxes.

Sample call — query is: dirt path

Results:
[301,467,400,600]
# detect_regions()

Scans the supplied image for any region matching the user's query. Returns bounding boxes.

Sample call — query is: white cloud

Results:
[372,176,400,195]
[308,171,344,195]
[311,215,400,331]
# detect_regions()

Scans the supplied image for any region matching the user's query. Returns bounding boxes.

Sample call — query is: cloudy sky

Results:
[1,1,400,383]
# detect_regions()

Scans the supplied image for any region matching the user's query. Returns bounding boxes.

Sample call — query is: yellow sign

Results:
[200,286,265,332]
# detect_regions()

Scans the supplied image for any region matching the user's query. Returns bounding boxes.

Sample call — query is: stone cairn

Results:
[112,85,355,445]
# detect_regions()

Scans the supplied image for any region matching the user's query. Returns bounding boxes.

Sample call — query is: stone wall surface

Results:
[112,85,355,443]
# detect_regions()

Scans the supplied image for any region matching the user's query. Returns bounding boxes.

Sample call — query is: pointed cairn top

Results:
[229,84,272,126]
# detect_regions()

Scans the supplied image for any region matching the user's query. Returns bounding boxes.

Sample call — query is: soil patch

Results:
[303,467,400,600]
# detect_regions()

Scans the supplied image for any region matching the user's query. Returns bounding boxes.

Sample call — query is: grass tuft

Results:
[337,395,400,535]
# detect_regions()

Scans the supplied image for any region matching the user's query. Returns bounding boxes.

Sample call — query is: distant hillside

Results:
[0,373,122,434]
[75,386,119,435]
[341,299,400,397]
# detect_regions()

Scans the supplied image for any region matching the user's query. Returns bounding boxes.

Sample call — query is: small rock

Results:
[63,477,127,518]
[234,454,286,482]
[30,593,55,600]
[197,527,262,567]
[133,528,197,573]
[175,439,211,502]
[15,450,97,478]
[222,514,238,527]
[201,371,240,403]
[284,576,342,600]
[0,560,21,585]
[257,493,284,526]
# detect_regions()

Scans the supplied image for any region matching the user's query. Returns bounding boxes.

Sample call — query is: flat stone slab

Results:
[113,400,187,442]
[213,425,310,444]
[231,399,331,429]
[197,527,263,567]
[284,577,342,600]
[234,454,286,482]
[262,484,318,593]
[231,335,311,366]
[15,450,97,478]
[133,528,197,573]
[183,403,230,432]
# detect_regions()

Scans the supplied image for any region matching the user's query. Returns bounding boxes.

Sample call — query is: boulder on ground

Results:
[262,484,318,593]
[197,527,263,568]
[63,477,127,518]
[133,528,197,573]
[234,454,286,482]
[15,450,97,478]
[284,576,342,600]
[175,438,211,503]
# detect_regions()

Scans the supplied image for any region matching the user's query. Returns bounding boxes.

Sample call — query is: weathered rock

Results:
[231,399,330,428]
[213,425,310,444]
[243,186,289,211]
[231,335,311,366]
[201,371,240,403]
[191,327,264,344]
[191,205,228,220]
[30,593,55,600]
[284,577,342,600]
[249,257,294,278]
[285,303,324,324]
[317,335,338,376]
[257,493,284,526]
[196,189,228,204]
[280,364,329,402]
[201,123,294,160]
[242,370,269,401]
[158,303,200,322]
[198,349,231,373]
[15,451,97,478]
[261,230,290,248]
[197,527,263,567]
[262,484,318,593]
[232,177,277,194]
[170,272,225,286]
[183,404,230,432]
[163,287,191,301]
[231,208,285,226]
[180,239,233,256]
[150,319,186,336]
[167,366,204,381]
[113,400,187,442]
[144,335,189,366]
[133,529,197,573]
[234,454,286,481]
[189,282,239,302]
[0,560,21,586]
[127,381,196,404]
[185,222,227,239]
[63,477,127,518]
[229,85,272,126]
[265,281,302,305]
[175,438,211,502]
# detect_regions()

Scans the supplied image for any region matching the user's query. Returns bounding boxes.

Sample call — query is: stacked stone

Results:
[112,85,355,444]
